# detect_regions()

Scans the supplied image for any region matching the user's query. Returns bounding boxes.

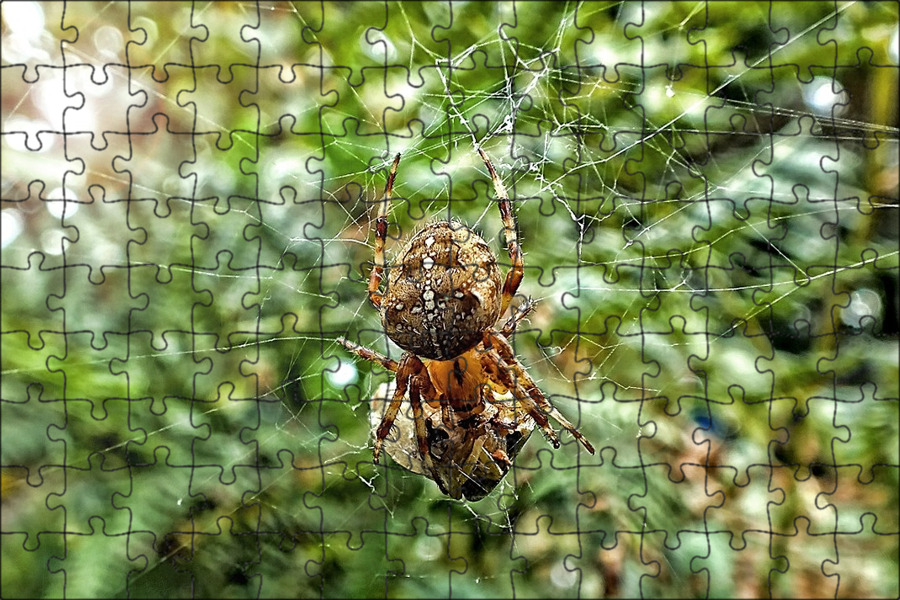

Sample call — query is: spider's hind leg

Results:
[477,148,523,316]
[367,153,401,310]
[499,296,536,337]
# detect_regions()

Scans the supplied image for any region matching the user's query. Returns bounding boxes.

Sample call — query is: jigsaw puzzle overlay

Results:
[1,2,898,597]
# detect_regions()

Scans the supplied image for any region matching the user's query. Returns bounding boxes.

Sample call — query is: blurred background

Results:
[2,1,897,597]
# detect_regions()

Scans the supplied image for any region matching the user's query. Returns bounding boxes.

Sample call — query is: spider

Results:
[338,148,594,498]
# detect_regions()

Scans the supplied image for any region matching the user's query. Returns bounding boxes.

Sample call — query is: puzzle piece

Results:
[2,3,897,598]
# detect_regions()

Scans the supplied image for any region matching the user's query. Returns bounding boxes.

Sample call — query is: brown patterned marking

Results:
[381,221,502,360]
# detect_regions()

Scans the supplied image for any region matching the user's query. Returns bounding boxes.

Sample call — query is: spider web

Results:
[1,1,898,598]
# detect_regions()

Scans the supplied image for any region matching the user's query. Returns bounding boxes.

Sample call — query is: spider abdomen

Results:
[382,221,502,360]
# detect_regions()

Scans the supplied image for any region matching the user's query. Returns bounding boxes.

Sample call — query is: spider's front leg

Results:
[372,353,419,463]
[335,337,403,462]
[338,340,451,494]
[408,374,452,497]
[483,330,595,454]
[336,337,399,373]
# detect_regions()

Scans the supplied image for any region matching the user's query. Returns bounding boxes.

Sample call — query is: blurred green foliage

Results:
[2,1,898,598]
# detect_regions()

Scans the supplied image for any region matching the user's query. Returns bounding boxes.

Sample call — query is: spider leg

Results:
[484,330,595,454]
[409,374,453,497]
[336,337,399,372]
[478,345,560,448]
[477,147,523,316]
[364,353,450,495]
[499,296,536,337]
[368,153,401,310]
[372,353,416,463]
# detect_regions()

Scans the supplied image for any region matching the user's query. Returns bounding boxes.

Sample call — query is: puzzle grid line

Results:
[1,2,898,598]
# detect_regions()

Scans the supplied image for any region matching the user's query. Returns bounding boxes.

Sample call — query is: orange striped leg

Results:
[336,337,398,372]
[409,375,451,496]
[368,153,401,309]
[485,330,595,454]
[477,148,523,315]
[499,297,536,337]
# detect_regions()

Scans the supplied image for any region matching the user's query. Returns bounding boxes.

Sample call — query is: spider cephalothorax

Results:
[338,148,594,499]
